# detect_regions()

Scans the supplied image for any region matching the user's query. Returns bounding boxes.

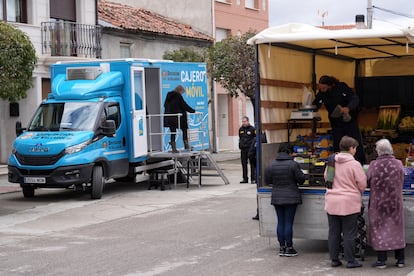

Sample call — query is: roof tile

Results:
[319,24,356,30]
[98,0,213,41]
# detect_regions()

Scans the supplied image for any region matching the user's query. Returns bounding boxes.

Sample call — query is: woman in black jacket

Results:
[266,144,305,257]
[163,85,195,152]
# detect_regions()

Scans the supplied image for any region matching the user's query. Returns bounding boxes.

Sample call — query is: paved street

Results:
[0,158,414,276]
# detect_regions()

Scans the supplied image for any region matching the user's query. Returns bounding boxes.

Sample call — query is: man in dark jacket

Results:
[312,75,365,164]
[266,144,305,257]
[164,85,195,153]
[239,116,256,183]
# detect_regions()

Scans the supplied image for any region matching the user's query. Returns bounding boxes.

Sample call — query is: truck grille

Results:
[17,169,55,175]
[15,151,65,166]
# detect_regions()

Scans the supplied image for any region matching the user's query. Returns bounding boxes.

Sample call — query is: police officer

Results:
[239,116,256,183]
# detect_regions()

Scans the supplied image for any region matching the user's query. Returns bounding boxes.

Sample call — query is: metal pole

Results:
[367,0,373,29]
[210,78,218,153]
[254,44,262,186]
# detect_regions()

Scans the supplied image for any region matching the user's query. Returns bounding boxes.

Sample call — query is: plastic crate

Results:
[315,147,333,159]
[404,167,414,190]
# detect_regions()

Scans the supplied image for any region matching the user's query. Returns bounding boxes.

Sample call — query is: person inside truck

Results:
[163,85,195,153]
[312,75,366,164]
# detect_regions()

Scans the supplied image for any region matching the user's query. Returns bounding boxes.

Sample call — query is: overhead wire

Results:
[372,5,414,19]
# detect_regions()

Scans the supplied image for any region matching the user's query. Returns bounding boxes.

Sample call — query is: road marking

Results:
[22,246,67,253]
[125,258,199,276]
[0,200,96,234]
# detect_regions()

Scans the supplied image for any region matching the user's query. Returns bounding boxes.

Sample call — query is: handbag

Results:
[325,154,336,189]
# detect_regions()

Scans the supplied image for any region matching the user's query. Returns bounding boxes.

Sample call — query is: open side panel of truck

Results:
[130,67,147,158]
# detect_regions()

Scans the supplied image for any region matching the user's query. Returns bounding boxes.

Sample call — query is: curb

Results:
[0,165,19,194]
[0,186,21,194]
[0,164,7,176]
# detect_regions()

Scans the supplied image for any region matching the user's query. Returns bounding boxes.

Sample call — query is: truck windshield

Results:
[28,102,101,131]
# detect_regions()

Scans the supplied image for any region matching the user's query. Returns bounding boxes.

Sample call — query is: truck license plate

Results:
[24,177,46,184]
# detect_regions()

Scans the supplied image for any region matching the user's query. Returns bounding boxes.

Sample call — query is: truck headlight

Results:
[65,140,91,154]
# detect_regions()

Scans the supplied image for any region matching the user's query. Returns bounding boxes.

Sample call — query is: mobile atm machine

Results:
[248,23,414,243]
[8,59,210,199]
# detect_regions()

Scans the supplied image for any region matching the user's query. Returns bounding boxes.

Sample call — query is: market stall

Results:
[248,23,414,243]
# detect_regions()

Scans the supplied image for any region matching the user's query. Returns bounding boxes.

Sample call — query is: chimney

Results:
[355,14,367,29]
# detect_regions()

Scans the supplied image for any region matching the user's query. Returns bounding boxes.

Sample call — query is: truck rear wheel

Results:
[22,186,35,198]
[91,166,104,199]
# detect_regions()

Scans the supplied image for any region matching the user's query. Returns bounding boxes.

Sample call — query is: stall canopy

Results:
[247,23,414,144]
[248,23,414,60]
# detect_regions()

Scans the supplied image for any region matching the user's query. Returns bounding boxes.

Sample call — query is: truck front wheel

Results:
[91,166,104,199]
[22,186,35,198]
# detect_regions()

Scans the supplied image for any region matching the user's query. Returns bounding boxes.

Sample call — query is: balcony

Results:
[41,21,102,59]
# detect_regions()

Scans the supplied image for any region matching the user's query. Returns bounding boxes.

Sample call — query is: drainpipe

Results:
[95,0,98,25]
[210,0,218,152]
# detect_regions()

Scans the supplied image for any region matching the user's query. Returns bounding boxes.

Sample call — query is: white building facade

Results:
[0,0,100,163]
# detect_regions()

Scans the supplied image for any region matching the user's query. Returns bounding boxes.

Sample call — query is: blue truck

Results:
[8,59,209,199]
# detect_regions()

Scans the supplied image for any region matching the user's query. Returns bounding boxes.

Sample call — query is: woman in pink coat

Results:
[367,138,405,269]
[325,136,367,269]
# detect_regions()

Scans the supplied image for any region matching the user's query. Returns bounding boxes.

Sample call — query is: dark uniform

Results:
[239,124,256,183]
[312,82,366,164]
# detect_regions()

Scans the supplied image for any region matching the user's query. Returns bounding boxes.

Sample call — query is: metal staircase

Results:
[199,152,230,185]
[178,151,229,186]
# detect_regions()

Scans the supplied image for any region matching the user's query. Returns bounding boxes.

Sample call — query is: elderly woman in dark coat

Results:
[266,144,305,257]
[367,138,405,269]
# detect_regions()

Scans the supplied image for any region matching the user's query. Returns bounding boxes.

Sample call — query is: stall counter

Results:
[258,186,414,243]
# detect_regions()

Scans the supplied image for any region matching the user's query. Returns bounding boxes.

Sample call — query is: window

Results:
[48,18,76,57]
[215,28,229,42]
[133,70,144,110]
[1,0,27,23]
[215,0,231,4]
[28,102,100,131]
[50,0,76,22]
[245,0,258,9]
[120,43,131,58]
[105,104,121,129]
[49,0,76,56]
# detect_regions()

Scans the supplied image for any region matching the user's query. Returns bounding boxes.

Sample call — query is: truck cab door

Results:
[131,67,147,158]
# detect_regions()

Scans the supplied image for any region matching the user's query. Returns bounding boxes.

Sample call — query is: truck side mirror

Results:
[15,121,26,136]
[100,120,116,137]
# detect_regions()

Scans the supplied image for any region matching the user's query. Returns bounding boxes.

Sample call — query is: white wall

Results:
[246,98,254,126]
[0,0,98,163]
[27,0,49,26]
[101,33,208,60]
[0,77,42,163]
[77,0,97,25]
[217,94,239,151]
